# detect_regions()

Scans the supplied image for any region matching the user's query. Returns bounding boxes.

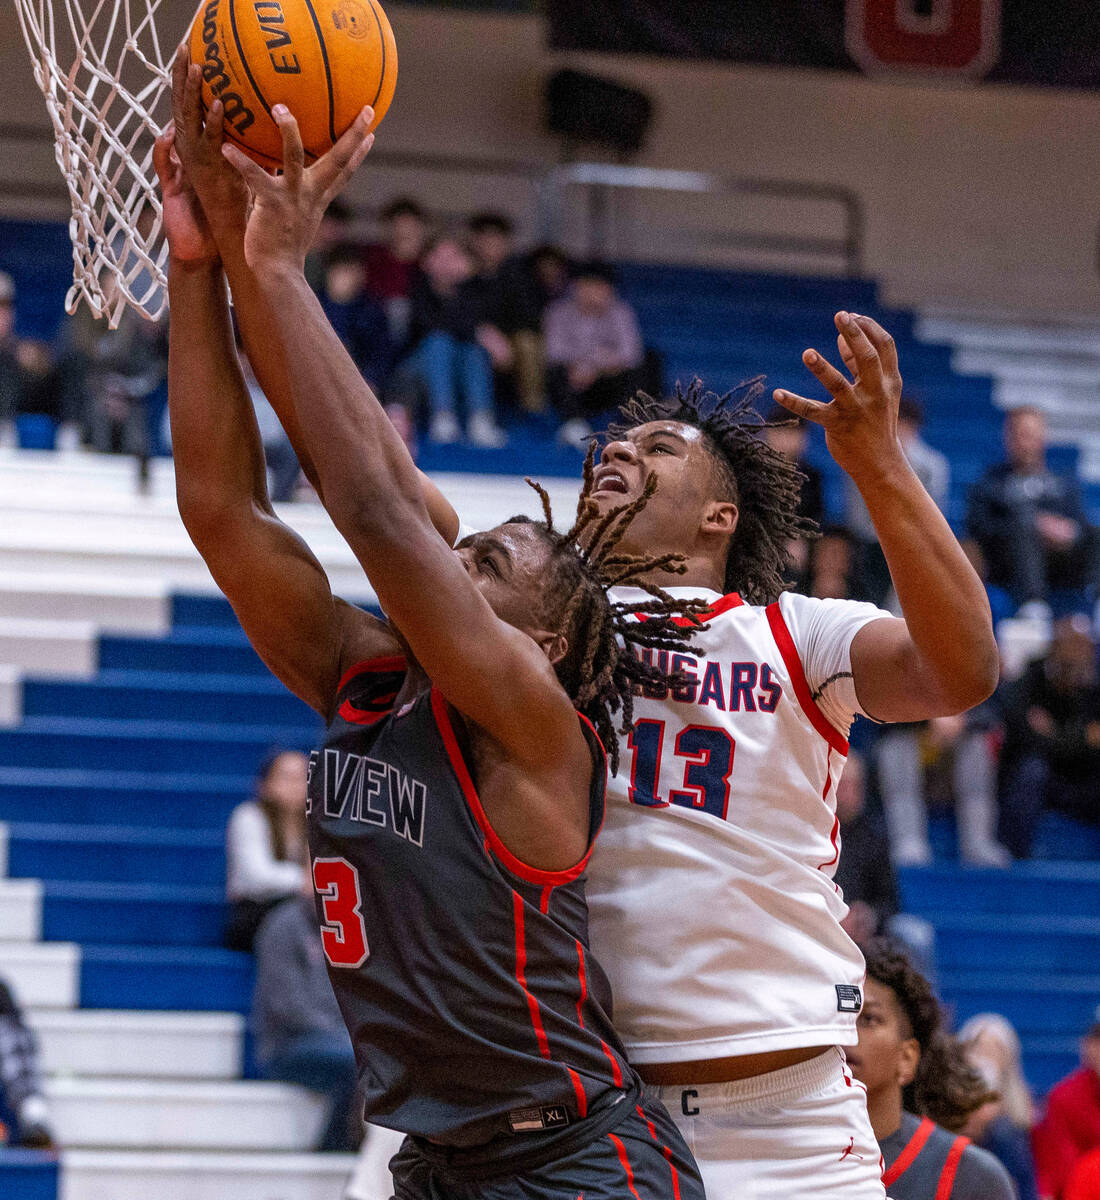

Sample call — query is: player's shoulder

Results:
[952,1140,1016,1200]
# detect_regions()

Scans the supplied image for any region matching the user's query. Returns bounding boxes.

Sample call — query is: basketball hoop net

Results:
[14,0,182,326]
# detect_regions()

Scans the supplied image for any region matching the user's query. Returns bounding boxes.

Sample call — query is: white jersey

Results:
[586,585,893,1064]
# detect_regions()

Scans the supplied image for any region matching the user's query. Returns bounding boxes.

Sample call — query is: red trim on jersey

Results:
[637,592,744,628]
[511,889,551,1060]
[567,1066,588,1118]
[573,939,624,1086]
[430,688,604,887]
[934,1135,971,1200]
[539,885,553,914]
[882,1117,936,1188]
[609,1133,642,1200]
[765,602,850,755]
[636,1105,683,1200]
[336,655,407,695]
[817,774,842,873]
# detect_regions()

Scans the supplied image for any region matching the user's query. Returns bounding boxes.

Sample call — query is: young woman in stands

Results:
[846,940,1016,1200]
[154,51,705,1200]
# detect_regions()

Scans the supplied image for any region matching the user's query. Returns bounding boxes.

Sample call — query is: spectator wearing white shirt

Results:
[225,750,308,951]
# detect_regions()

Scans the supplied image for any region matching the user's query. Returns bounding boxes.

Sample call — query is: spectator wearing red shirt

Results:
[1034,1009,1100,1199]
[364,197,429,345]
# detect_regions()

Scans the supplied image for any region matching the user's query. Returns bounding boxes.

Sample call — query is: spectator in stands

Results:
[847,396,949,608]
[848,940,1015,1200]
[875,703,1010,869]
[764,408,823,592]
[834,752,936,975]
[0,271,56,446]
[304,197,355,293]
[527,244,572,315]
[224,750,308,951]
[999,614,1100,859]
[400,234,507,448]
[0,978,54,1148]
[83,278,168,486]
[1033,1006,1100,1200]
[253,870,360,1153]
[467,212,545,414]
[968,406,1096,617]
[364,197,430,345]
[240,353,301,503]
[959,1013,1040,1200]
[545,261,644,450]
[316,244,394,396]
[808,525,856,600]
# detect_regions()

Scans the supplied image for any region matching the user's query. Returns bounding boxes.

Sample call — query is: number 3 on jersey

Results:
[627,719,735,819]
[313,857,369,968]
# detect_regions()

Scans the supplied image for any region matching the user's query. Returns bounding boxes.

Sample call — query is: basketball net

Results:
[15,0,181,326]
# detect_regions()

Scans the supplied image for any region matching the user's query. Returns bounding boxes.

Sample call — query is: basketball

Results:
[187,0,397,168]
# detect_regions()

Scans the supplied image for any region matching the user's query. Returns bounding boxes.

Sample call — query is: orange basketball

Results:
[187,0,397,168]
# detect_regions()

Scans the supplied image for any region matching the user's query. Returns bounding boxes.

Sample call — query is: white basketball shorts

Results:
[644,1047,887,1200]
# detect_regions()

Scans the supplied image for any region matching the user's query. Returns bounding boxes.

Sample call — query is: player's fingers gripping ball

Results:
[188,0,397,168]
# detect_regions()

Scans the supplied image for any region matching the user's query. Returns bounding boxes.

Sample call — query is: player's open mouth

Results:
[593,468,630,495]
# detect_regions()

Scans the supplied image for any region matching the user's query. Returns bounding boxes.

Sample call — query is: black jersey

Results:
[305,656,635,1150]
[881,1112,1016,1200]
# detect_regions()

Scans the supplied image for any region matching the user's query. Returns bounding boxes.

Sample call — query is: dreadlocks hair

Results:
[864,939,999,1133]
[610,378,816,606]
[510,448,708,775]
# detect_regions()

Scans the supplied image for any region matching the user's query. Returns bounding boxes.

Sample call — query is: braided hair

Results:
[513,447,707,774]
[864,939,999,1133]
[610,378,815,605]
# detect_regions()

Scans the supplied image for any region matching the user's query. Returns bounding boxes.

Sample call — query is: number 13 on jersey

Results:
[627,720,735,819]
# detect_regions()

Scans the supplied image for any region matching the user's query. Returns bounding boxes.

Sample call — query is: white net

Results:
[14,0,184,326]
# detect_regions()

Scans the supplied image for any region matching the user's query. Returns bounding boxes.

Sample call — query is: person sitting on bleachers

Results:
[544,260,644,450]
[834,752,936,976]
[1033,1006,1100,1200]
[848,940,1015,1200]
[959,1013,1040,1200]
[252,869,359,1153]
[224,750,308,951]
[999,615,1100,860]
[398,233,508,448]
[0,270,57,448]
[316,244,394,398]
[968,406,1096,618]
[0,977,54,1149]
[364,197,430,346]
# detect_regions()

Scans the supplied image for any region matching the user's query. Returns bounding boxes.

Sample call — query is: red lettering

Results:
[846,0,1001,77]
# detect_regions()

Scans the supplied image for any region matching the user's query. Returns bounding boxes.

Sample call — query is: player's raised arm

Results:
[154,129,392,717]
[169,48,459,546]
[213,107,587,766]
[774,313,999,722]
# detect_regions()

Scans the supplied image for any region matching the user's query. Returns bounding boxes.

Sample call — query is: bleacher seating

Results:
[1,239,1098,1194]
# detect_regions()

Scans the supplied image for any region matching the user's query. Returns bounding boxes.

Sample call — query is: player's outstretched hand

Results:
[170,45,251,245]
[152,124,219,267]
[220,104,375,273]
[773,312,905,485]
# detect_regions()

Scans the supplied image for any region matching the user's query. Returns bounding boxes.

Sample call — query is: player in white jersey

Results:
[583,313,1000,1199]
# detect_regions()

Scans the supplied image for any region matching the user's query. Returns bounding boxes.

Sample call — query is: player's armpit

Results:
[186,502,394,718]
[849,616,987,723]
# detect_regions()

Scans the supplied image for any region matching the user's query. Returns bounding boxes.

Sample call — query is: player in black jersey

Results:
[160,54,706,1199]
[846,942,1015,1200]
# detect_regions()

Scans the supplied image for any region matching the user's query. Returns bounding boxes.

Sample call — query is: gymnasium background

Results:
[0,0,1098,1196]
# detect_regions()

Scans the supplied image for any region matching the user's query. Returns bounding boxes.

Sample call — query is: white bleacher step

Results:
[48,1078,328,1151]
[0,664,19,726]
[0,877,42,940]
[0,618,98,678]
[0,573,170,634]
[0,941,79,1008]
[32,1010,243,1080]
[0,822,8,876]
[60,1150,356,1200]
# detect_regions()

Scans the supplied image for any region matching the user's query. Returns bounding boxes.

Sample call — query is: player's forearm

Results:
[246,260,428,534]
[167,261,270,525]
[855,452,998,710]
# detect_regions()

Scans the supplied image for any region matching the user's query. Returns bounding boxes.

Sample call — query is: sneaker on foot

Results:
[429,411,461,445]
[468,411,507,449]
[557,418,593,451]
[960,840,1012,869]
[892,838,934,868]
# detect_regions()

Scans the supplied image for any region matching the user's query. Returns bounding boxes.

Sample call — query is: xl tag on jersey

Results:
[836,984,863,1013]
[508,1105,571,1133]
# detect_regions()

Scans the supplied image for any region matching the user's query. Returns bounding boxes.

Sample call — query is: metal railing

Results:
[0,122,864,275]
